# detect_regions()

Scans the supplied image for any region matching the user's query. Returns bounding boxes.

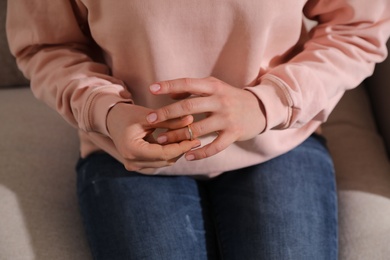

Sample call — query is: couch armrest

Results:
[365,40,390,158]
[0,88,90,259]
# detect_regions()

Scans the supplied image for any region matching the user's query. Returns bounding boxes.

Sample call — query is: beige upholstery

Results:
[0,88,90,260]
[322,85,390,260]
[0,0,389,258]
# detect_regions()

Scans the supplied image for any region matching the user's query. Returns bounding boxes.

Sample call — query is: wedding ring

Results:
[187,124,194,141]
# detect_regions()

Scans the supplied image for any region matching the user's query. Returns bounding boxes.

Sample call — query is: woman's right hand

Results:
[106,102,200,172]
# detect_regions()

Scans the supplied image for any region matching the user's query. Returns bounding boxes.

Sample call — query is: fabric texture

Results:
[0,88,90,260]
[337,191,390,260]
[6,0,390,177]
[322,85,390,260]
[323,86,390,195]
[76,135,337,260]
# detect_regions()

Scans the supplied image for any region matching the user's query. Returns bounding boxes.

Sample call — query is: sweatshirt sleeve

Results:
[246,0,390,131]
[6,0,133,137]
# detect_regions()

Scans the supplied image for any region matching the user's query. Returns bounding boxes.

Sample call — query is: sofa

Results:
[1,0,389,259]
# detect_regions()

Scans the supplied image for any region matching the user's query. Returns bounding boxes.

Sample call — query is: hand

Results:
[106,102,200,172]
[146,77,266,161]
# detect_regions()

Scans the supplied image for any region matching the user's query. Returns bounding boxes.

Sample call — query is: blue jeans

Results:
[76,134,338,260]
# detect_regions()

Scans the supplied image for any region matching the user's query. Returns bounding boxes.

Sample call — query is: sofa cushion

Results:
[322,86,390,259]
[0,87,91,259]
[337,190,390,260]
[0,0,29,87]
[323,85,390,195]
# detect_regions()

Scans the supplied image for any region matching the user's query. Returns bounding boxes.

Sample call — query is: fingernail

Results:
[149,84,161,93]
[146,113,158,123]
[186,154,195,161]
[157,135,167,144]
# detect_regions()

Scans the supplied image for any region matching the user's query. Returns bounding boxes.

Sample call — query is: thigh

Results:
[76,153,217,260]
[207,135,338,260]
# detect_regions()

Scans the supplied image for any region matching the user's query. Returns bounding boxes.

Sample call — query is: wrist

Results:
[244,89,267,134]
[106,102,133,137]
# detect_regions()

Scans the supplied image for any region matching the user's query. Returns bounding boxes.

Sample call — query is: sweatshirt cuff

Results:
[83,85,133,136]
[244,77,293,131]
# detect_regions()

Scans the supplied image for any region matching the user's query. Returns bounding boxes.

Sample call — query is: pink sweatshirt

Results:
[6,0,390,177]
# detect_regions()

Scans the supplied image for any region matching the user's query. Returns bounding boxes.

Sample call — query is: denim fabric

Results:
[76,135,337,260]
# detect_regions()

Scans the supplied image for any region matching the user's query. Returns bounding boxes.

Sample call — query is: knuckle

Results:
[190,123,204,138]
[167,130,182,142]
[119,148,136,161]
[192,149,206,160]
[160,106,172,119]
[233,124,244,134]
[160,152,172,162]
[201,141,226,159]
[224,112,237,125]
[209,77,222,92]
[164,80,175,92]
[184,77,193,87]
[205,76,216,82]
[180,99,194,113]
[200,147,214,158]
[124,162,140,172]
[228,126,241,138]
[159,147,173,161]
[208,143,223,155]
[218,95,232,108]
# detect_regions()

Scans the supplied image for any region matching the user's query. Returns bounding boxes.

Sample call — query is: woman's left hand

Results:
[146,77,266,161]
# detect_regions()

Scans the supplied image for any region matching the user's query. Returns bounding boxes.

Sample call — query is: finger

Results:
[156,117,223,144]
[146,96,219,124]
[133,138,201,161]
[156,127,192,144]
[185,132,236,161]
[149,77,221,96]
[123,159,177,172]
[153,114,194,129]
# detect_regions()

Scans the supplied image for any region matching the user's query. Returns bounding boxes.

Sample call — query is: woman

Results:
[7,0,390,259]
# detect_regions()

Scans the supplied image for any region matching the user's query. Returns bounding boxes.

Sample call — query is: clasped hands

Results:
[107,77,266,172]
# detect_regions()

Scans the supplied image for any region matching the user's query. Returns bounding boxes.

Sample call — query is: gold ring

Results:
[187,124,194,141]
